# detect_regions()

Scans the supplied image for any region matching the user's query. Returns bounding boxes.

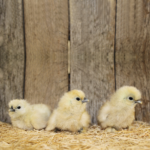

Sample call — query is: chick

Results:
[8,99,51,130]
[46,90,91,132]
[97,86,142,132]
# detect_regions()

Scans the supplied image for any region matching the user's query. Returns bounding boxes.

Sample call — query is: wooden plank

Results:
[115,0,150,122]
[24,0,68,109]
[70,0,116,123]
[0,0,25,122]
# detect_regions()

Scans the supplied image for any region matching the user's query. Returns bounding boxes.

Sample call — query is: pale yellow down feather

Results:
[8,99,51,130]
[46,90,91,132]
[97,86,142,132]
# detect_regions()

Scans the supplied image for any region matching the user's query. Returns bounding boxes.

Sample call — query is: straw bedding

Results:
[0,121,150,150]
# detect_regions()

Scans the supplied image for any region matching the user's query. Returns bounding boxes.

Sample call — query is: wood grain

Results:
[70,0,116,123]
[0,0,25,122]
[115,0,150,122]
[24,0,68,109]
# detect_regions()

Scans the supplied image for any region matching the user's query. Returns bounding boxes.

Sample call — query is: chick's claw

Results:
[105,127,117,133]
[128,125,134,131]
[78,127,87,133]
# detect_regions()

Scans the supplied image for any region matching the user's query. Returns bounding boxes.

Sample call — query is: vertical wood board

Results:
[70,0,116,123]
[0,0,25,122]
[24,0,68,109]
[115,0,150,122]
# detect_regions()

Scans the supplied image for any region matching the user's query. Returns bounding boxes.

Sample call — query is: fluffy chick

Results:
[46,90,91,132]
[97,86,142,132]
[8,99,51,130]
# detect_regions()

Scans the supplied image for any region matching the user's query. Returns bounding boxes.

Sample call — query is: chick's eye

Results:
[17,106,21,109]
[129,97,133,100]
[76,97,80,101]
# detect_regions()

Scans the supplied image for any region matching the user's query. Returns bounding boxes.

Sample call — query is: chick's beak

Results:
[135,99,142,104]
[9,108,15,112]
[82,98,89,103]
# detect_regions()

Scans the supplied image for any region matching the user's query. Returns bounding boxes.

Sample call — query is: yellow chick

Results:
[97,86,142,132]
[46,90,91,132]
[8,99,51,130]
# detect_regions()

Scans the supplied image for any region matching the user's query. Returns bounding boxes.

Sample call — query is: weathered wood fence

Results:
[0,0,150,124]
